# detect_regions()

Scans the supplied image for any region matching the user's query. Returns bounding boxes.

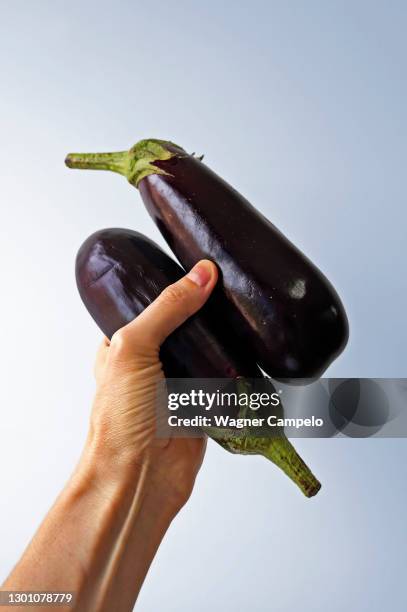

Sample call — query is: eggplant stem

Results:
[230,377,321,497]
[65,151,129,176]
[259,435,321,498]
[65,139,183,187]
[208,426,321,497]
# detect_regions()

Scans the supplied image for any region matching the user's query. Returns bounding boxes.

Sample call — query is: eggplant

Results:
[66,139,349,381]
[76,228,321,497]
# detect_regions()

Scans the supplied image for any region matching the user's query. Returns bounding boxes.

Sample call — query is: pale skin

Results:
[2,259,218,611]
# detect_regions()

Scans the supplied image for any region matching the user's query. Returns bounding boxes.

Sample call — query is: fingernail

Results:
[186,260,213,287]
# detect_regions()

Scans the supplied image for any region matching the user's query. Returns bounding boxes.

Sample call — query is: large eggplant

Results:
[76,228,321,497]
[66,139,349,380]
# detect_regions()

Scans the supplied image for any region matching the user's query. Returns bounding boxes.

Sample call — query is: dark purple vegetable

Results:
[66,139,349,381]
[76,228,321,497]
[76,228,258,380]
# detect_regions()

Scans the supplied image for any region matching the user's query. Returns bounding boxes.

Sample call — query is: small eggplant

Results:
[76,228,321,497]
[66,139,349,381]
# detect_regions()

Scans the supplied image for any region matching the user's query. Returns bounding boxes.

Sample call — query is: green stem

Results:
[64,151,129,176]
[258,435,321,498]
[209,430,321,497]
[233,378,320,496]
[65,139,184,186]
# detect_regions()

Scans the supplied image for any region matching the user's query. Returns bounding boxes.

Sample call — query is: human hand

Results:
[1,260,218,607]
[85,259,218,510]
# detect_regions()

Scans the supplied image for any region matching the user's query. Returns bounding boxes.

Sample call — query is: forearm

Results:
[3,441,180,611]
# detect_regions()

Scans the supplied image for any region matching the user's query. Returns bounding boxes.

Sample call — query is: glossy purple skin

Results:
[138,151,349,380]
[75,228,261,379]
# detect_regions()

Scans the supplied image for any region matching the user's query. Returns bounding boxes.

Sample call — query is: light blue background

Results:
[0,1,406,610]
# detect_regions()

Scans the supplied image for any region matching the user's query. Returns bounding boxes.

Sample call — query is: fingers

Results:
[109,260,218,359]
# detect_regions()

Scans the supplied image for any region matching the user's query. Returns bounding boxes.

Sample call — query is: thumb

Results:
[111,260,218,356]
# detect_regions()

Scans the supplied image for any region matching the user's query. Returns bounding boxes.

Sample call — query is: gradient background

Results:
[0,1,406,610]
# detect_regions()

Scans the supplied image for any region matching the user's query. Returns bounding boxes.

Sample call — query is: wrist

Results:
[75,434,185,517]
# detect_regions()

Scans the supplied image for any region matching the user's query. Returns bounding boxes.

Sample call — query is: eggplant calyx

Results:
[65,138,186,187]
